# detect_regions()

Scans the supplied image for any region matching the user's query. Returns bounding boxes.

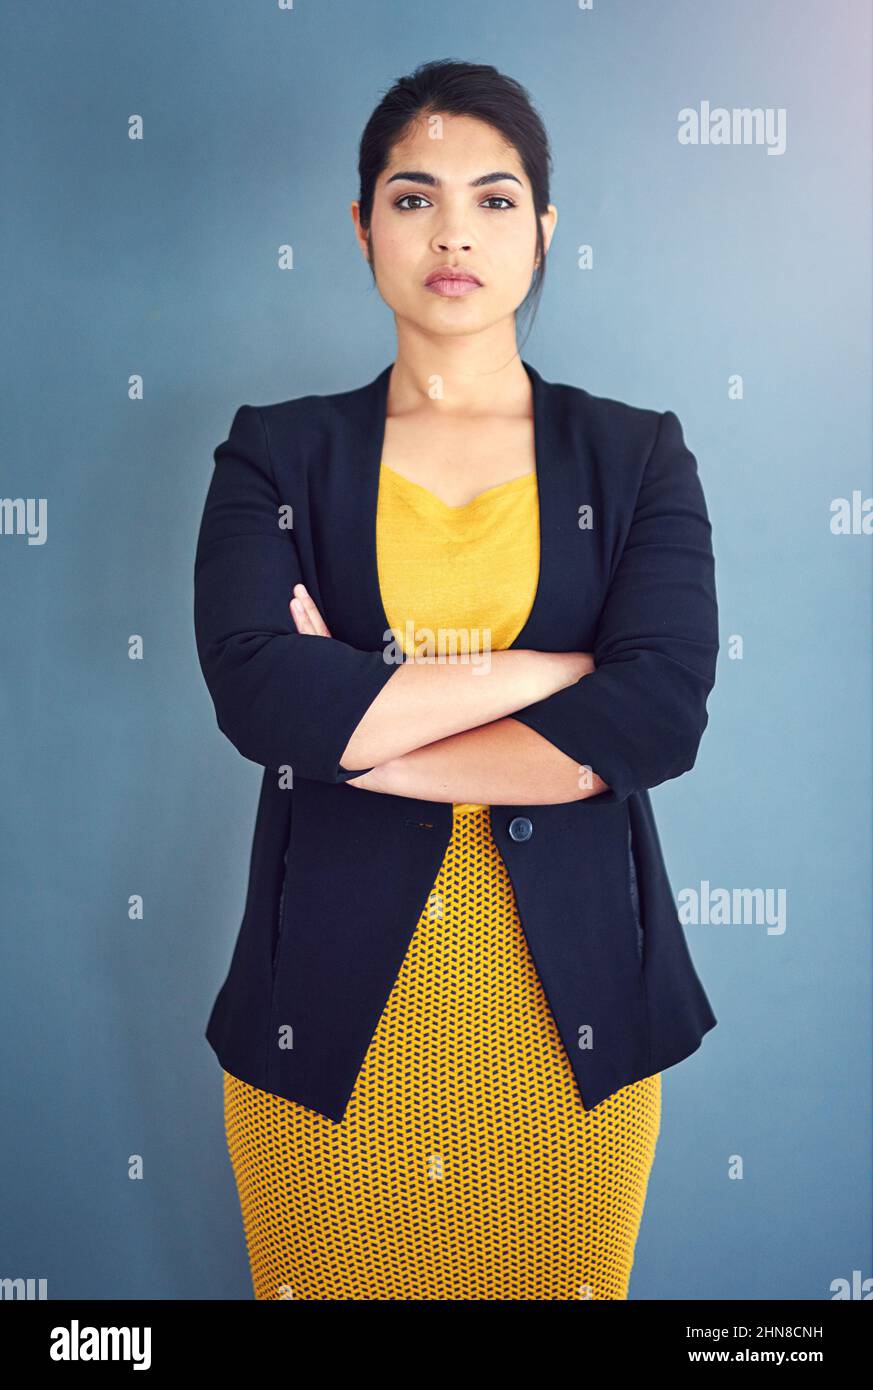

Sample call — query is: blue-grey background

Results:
[1,0,870,1300]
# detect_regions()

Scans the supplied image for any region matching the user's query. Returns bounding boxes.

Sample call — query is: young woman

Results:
[195,59,719,1300]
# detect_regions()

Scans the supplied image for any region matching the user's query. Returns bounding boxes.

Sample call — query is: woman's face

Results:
[353,112,557,340]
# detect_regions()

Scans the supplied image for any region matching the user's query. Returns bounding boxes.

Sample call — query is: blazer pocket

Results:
[272,861,288,976]
[626,821,644,965]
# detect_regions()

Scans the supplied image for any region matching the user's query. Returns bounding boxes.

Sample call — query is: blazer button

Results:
[508,816,533,842]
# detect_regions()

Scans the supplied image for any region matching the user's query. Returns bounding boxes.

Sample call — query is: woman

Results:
[195,59,719,1300]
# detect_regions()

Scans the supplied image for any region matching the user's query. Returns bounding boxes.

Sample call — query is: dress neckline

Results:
[379,461,536,513]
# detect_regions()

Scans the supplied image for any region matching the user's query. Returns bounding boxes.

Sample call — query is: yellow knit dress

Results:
[222,459,662,1300]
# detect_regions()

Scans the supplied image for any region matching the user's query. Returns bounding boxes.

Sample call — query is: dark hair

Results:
[357,59,553,345]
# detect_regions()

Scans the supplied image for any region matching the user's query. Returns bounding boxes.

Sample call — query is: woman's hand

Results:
[290,583,331,636]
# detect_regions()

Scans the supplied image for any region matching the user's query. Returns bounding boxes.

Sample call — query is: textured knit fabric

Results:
[223,456,662,1300]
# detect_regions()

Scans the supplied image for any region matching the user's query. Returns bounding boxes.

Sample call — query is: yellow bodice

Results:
[375,461,540,813]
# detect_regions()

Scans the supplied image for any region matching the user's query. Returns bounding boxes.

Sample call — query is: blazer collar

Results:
[332,358,584,655]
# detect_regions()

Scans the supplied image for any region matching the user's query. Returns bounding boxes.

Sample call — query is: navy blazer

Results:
[193,360,719,1123]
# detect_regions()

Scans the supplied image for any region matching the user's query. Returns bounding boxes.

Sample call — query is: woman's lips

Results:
[424,276,483,297]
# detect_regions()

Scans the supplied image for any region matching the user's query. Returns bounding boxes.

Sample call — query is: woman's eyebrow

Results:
[384,169,523,188]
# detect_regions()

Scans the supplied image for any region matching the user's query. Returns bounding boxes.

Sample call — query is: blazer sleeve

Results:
[193,403,399,784]
[509,408,719,805]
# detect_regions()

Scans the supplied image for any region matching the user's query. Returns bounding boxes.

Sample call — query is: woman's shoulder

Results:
[538,367,667,465]
[538,362,659,420]
[227,369,391,476]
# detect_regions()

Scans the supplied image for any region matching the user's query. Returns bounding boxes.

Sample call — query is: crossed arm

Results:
[288,583,608,805]
[194,404,718,809]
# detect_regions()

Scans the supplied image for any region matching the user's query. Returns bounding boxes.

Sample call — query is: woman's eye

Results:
[393,193,517,211]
